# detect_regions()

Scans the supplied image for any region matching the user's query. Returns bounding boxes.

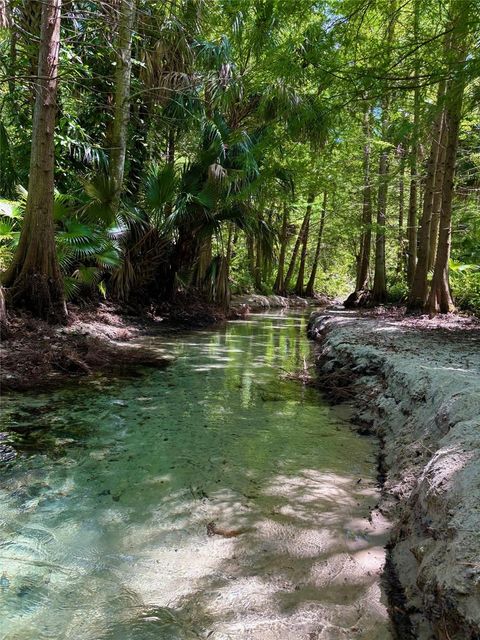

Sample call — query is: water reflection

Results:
[0,312,391,639]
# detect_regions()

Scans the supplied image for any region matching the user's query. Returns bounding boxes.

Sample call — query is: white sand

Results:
[310,310,480,639]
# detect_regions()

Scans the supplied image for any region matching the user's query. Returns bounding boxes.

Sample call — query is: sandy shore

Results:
[308,309,480,640]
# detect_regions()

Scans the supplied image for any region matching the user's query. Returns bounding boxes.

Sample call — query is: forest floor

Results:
[308,308,480,640]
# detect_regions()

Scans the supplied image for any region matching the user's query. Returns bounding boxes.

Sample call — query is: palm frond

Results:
[143,163,178,217]
[80,173,116,225]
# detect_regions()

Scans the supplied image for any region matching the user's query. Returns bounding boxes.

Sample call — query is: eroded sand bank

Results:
[309,310,480,639]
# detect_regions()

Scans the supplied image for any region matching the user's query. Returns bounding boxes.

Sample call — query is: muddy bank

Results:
[0,296,228,393]
[1,307,170,394]
[1,292,330,392]
[308,310,480,640]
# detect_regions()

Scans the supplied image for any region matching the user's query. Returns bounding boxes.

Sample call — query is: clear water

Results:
[0,312,391,639]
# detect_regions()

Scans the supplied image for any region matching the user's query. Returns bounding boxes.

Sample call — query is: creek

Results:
[0,311,391,639]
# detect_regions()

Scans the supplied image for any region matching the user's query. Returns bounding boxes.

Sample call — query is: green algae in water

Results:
[0,312,392,640]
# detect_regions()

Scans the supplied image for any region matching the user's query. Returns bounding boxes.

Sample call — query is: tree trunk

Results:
[406,0,420,285]
[212,256,230,308]
[356,108,373,292]
[407,151,419,284]
[273,204,289,295]
[17,1,42,107]
[8,10,17,96]
[428,123,448,271]
[284,193,315,292]
[372,4,396,304]
[253,240,262,291]
[193,236,212,290]
[0,0,9,28]
[396,149,406,274]
[0,286,8,338]
[247,236,255,285]
[294,208,311,295]
[224,222,234,301]
[305,190,327,297]
[425,125,456,315]
[2,0,67,324]
[408,82,447,309]
[426,1,470,314]
[372,136,389,303]
[109,0,136,214]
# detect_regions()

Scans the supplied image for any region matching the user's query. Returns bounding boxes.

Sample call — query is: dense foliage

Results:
[0,0,479,320]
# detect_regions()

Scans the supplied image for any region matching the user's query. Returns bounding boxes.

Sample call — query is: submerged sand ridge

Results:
[309,309,480,639]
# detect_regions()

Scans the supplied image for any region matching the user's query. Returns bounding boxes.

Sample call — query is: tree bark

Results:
[396,149,406,274]
[408,82,446,309]
[253,240,262,291]
[428,123,448,272]
[0,0,9,28]
[305,190,327,297]
[0,286,8,338]
[426,1,470,314]
[425,119,456,314]
[224,222,234,303]
[284,193,315,292]
[406,0,420,285]
[109,0,136,215]
[294,207,311,295]
[2,0,67,324]
[372,131,389,303]
[372,3,396,304]
[246,236,255,285]
[407,148,418,284]
[356,106,373,292]
[193,236,212,290]
[16,1,42,107]
[273,203,289,294]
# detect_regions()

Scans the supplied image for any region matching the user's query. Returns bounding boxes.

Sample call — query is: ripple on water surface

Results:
[0,312,392,639]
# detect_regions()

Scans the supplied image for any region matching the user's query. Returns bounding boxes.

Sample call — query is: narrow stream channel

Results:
[0,312,391,640]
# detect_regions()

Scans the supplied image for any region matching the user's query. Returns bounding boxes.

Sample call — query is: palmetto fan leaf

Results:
[72,265,102,286]
[0,219,16,241]
[160,194,200,236]
[80,173,116,225]
[63,276,81,301]
[143,163,178,218]
[6,184,127,299]
[95,245,122,270]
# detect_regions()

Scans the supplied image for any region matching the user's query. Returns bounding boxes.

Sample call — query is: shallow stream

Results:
[0,312,391,639]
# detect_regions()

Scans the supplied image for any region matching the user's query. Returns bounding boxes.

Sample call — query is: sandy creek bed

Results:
[0,312,391,640]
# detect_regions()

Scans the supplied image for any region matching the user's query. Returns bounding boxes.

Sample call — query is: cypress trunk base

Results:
[370,288,387,305]
[426,277,455,316]
[406,296,427,313]
[304,284,314,298]
[8,271,67,325]
[344,289,373,309]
